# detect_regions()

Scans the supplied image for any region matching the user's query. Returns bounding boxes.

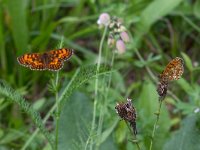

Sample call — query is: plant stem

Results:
[55,71,59,150]
[96,51,115,149]
[90,26,108,150]
[54,37,63,149]
[134,47,157,82]
[125,121,141,150]
[149,100,163,150]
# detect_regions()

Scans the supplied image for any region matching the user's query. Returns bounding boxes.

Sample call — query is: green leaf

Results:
[0,3,6,72]
[138,81,158,117]
[5,0,28,54]
[194,0,200,19]
[58,92,92,150]
[99,120,118,145]
[111,71,125,93]
[0,129,24,144]
[176,101,196,115]
[99,136,117,150]
[176,78,193,95]
[164,115,200,150]
[136,0,183,34]
[181,52,193,72]
[33,98,46,111]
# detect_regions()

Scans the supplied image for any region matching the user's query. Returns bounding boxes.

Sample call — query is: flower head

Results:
[97,13,110,27]
[97,14,129,54]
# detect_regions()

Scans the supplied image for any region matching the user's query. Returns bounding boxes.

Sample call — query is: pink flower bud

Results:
[97,13,110,27]
[116,40,126,54]
[120,31,130,43]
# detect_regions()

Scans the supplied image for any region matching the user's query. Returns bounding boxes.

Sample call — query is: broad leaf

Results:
[164,115,200,150]
[58,92,92,150]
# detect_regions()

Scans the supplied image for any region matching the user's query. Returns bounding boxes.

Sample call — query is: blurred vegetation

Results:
[0,0,200,150]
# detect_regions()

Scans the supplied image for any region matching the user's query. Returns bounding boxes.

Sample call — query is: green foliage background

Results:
[0,0,200,150]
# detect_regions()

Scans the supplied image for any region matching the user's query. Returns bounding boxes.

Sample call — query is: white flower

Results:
[194,108,200,113]
[97,13,110,27]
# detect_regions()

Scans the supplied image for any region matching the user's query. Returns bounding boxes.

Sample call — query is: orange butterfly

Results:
[17,48,73,71]
[159,57,184,82]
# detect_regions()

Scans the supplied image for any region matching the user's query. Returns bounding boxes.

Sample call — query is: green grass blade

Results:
[5,0,28,54]
[135,0,183,37]
[0,3,6,73]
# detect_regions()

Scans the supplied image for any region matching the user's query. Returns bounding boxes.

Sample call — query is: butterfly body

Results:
[17,48,73,71]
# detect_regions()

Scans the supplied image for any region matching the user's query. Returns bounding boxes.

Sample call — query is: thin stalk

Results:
[90,26,108,150]
[125,121,141,150]
[96,51,115,149]
[135,139,141,150]
[149,99,163,150]
[105,51,115,95]
[134,47,157,82]
[54,37,64,149]
[55,71,60,150]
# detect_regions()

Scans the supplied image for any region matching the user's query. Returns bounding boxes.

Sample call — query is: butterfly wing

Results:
[46,48,73,71]
[160,57,184,82]
[17,53,46,70]
[48,48,73,61]
[47,56,63,71]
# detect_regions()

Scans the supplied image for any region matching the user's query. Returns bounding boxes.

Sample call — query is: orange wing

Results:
[47,56,63,71]
[17,53,46,70]
[48,48,73,61]
[159,57,184,82]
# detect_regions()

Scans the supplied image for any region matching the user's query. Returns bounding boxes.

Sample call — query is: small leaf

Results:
[33,98,46,111]
[181,52,193,72]
[99,120,118,144]
[0,129,24,144]
[176,78,193,95]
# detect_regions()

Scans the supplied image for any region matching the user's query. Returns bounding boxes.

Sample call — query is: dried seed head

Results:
[115,98,137,135]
